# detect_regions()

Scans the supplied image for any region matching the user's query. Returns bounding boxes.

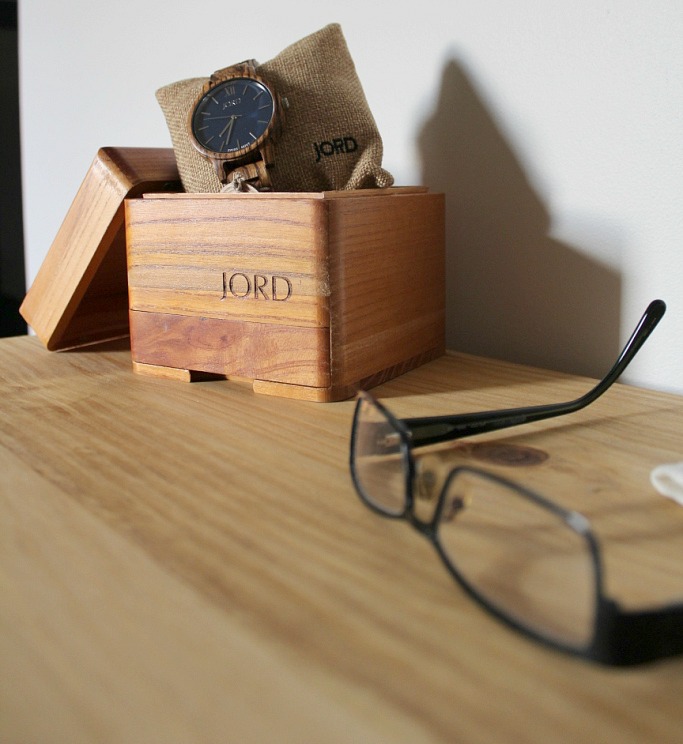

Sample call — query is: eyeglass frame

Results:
[349,300,683,665]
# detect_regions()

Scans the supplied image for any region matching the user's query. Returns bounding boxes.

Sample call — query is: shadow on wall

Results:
[418,59,621,378]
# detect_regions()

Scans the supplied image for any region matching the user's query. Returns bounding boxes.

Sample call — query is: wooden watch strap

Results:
[209,59,259,84]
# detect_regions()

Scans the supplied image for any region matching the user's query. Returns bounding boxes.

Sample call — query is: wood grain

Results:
[328,190,445,387]
[2,336,683,743]
[129,310,331,387]
[126,194,330,327]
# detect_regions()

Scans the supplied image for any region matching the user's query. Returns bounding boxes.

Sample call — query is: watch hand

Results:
[219,114,242,137]
[223,117,236,150]
[219,117,234,138]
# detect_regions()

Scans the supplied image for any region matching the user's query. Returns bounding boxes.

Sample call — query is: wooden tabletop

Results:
[2,335,682,743]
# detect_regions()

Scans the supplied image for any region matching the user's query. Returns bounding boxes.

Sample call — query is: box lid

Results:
[20,147,181,350]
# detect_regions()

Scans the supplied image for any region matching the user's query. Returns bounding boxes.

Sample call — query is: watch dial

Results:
[192,77,275,155]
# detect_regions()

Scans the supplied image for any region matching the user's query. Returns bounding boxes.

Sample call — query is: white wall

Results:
[19,0,683,394]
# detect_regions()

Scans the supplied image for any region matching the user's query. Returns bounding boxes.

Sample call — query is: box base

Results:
[132,345,443,402]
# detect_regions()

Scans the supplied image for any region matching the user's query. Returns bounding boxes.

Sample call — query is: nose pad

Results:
[414,455,446,522]
[416,469,438,501]
[441,493,469,523]
[415,455,441,500]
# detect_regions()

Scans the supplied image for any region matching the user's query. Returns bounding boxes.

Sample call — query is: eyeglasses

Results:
[350,300,683,665]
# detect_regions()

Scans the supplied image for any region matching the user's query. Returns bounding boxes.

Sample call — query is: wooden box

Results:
[21,148,444,402]
[125,188,445,401]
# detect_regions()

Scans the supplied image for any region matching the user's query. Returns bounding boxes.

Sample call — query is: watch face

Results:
[191,77,275,156]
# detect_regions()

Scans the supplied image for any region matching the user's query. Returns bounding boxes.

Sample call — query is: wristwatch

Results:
[188,60,285,191]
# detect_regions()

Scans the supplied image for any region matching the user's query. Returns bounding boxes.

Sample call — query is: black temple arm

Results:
[403,300,666,449]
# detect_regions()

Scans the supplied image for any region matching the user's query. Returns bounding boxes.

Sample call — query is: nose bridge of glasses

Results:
[413,454,454,522]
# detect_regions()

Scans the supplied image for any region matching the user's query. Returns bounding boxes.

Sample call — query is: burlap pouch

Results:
[156,24,394,193]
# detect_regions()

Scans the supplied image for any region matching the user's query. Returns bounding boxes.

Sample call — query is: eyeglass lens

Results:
[352,395,407,516]
[353,395,599,650]
[438,469,597,648]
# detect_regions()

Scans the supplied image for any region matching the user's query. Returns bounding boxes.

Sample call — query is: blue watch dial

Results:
[192,77,275,155]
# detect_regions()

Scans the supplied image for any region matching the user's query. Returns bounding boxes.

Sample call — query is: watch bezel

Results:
[188,70,280,165]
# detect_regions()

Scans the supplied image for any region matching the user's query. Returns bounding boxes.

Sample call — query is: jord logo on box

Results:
[221,272,293,301]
